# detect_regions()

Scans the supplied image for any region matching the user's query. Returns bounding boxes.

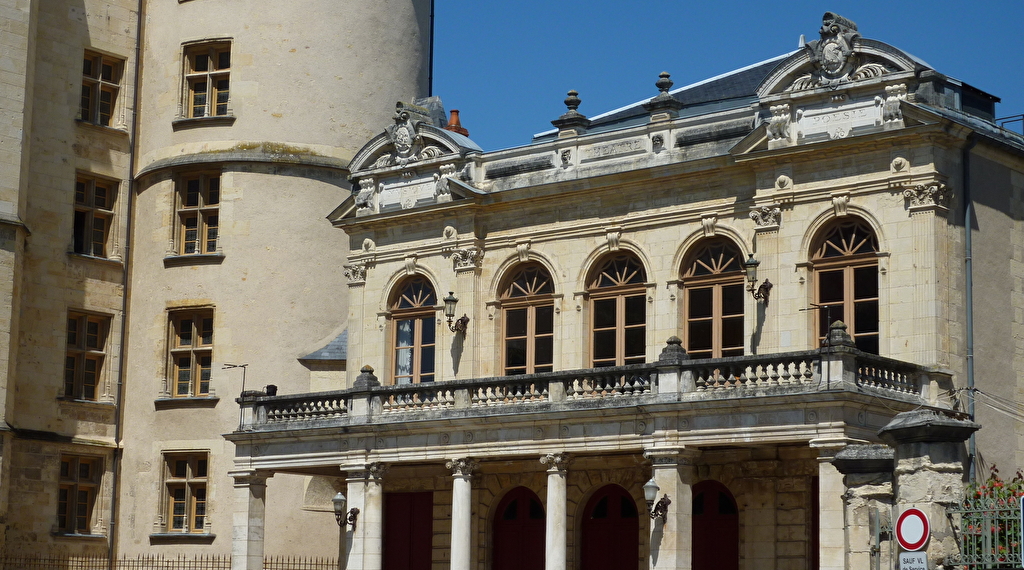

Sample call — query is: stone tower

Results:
[116,0,432,557]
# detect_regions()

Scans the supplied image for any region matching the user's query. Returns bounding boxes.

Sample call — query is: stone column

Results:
[344,463,388,570]
[879,410,979,568]
[810,438,848,570]
[446,458,477,570]
[541,453,572,570]
[230,470,271,570]
[832,444,895,570]
[645,448,700,570]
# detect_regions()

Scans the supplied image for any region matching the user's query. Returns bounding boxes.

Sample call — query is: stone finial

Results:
[551,90,591,136]
[643,72,684,120]
[353,365,380,389]
[826,320,856,347]
[658,336,689,365]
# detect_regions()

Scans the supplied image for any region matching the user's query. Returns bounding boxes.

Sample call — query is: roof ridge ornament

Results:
[643,72,684,122]
[551,90,591,137]
[784,12,895,93]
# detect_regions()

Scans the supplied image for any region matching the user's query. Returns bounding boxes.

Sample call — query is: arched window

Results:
[587,253,647,367]
[389,276,437,384]
[810,218,880,353]
[499,264,554,375]
[681,239,745,359]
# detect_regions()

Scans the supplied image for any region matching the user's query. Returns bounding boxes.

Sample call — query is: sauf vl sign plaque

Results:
[896,508,930,570]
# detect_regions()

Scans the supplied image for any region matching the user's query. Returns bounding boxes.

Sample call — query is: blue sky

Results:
[432,1,1024,151]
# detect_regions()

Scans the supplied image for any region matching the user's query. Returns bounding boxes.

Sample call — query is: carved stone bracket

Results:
[355,178,378,216]
[516,240,531,262]
[750,205,782,229]
[434,164,457,203]
[446,457,478,478]
[831,192,850,217]
[767,104,791,143]
[560,149,572,167]
[451,247,483,271]
[404,255,418,276]
[344,262,368,284]
[701,214,718,237]
[605,227,622,251]
[902,182,951,211]
[540,452,574,474]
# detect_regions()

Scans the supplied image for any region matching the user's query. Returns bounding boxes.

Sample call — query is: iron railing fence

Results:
[0,555,336,570]
[950,493,1023,569]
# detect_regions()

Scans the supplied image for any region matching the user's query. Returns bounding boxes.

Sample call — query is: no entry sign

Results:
[896,508,930,551]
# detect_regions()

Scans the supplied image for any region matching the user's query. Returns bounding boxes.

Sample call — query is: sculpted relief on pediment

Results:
[785,13,898,92]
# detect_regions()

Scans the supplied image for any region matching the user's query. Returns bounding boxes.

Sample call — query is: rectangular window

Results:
[169,310,214,397]
[65,313,109,401]
[176,175,220,255]
[684,282,745,359]
[164,453,208,533]
[73,175,116,257]
[81,52,122,126]
[503,304,554,375]
[58,455,101,534]
[184,44,231,118]
[591,293,646,367]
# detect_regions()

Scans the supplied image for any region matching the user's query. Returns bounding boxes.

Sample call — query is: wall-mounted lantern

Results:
[443,292,470,333]
[743,254,773,306]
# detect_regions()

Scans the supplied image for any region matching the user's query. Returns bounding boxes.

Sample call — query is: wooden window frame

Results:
[390,277,437,385]
[811,220,880,353]
[164,453,209,533]
[80,51,122,126]
[500,264,555,375]
[73,175,116,258]
[65,312,110,401]
[681,240,746,359]
[176,174,220,256]
[587,254,647,368]
[57,455,101,535]
[168,310,214,397]
[183,43,231,118]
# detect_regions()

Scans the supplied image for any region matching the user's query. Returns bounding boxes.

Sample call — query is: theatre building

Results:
[227,13,1019,570]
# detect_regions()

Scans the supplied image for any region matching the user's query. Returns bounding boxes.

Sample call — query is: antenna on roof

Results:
[799,34,806,47]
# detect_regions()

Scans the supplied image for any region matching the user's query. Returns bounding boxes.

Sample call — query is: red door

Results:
[493,487,545,570]
[692,480,738,570]
[581,485,639,570]
[383,491,433,570]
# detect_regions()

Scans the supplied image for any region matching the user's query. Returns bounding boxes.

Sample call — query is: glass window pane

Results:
[200,318,213,345]
[193,54,209,72]
[624,327,645,358]
[535,337,553,367]
[818,270,844,304]
[217,50,230,69]
[688,288,713,319]
[854,266,878,299]
[173,460,188,478]
[395,320,414,347]
[593,330,617,360]
[73,210,87,253]
[505,308,527,337]
[206,178,220,205]
[722,316,744,351]
[855,334,879,355]
[420,346,435,374]
[854,300,879,333]
[593,298,616,329]
[688,321,712,352]
[505,338,527,368]
[421,317,436,345]
[624,295,645,326]
[534,305,554,335]
[196,459,207,477]
[178,319,193,346]
[394,347,412,378]
[722,284,745,316]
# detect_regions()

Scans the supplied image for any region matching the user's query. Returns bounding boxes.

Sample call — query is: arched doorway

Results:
[493,487,545,570]
[692,480,739,570]
[581,484,639,570]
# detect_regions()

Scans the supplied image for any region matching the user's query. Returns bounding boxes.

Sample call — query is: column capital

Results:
[644,447,701,466]
[446,457,478,478]
[341,461,390,481]
[540,452,573,473]
[229,470,271,488]
[810,437,864,460]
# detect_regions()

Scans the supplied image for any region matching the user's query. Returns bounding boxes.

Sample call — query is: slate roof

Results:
[532,53,794,143]
[300,330,347,361]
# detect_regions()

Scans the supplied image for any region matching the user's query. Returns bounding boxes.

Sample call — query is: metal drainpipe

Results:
[963,133,977,482]
[108,0,145,565]
[428,0,435,96]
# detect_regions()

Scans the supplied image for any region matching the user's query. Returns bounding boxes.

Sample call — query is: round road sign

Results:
[896,508,930,551]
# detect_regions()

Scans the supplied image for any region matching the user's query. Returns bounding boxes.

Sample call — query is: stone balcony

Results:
[235,333,952,435]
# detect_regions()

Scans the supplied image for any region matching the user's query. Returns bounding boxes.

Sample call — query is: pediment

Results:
[757,13,926,98]
[348,102,481,176]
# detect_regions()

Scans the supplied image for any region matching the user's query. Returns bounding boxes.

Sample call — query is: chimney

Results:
[444,109,469,137]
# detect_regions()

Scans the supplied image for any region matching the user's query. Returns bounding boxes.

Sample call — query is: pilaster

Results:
[230,471,272,570]
[644,447,700,570]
